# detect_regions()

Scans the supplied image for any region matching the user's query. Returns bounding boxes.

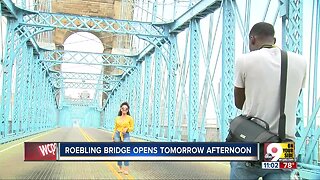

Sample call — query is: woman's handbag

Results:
[226,50,288,144]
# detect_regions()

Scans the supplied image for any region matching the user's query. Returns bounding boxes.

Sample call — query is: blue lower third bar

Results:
[58,142,258,161]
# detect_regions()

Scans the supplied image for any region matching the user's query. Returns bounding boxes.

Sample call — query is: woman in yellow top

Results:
[112,102,134,175]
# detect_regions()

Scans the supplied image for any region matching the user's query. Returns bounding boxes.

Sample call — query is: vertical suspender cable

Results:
[0,2,3,64]
[307,0,316,119]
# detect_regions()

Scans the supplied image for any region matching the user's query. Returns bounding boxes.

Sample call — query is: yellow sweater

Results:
[112,115,134,141]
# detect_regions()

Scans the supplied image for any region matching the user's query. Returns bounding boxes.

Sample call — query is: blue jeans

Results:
[114,131,130,166]
[230,161,292,180]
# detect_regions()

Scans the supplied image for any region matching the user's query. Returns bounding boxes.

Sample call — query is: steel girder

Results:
[21,11,171,58]
[301,101,320,160]
[51,81,114,93]
[281,0,318,173]
[0,21,51,139]
[281,0,305,155]
[169,0,222,33]
[20,46,34,133]
[167,34,178,141]
[5,2,172,106]
[0,0,18,19]
[152,49,162,138]
[0,20,16,139]
[12,43,26,135]
[135,0,224,85]
[22,11,167,37]
[132,64,142,136]
[281,1,305,157]
[220,0,236,141]
[40,49,137,71]
[63,98,95,107]
[141,55,151,136]
[281,0,320,177]
[50,72,122,82]
[188,19,200,142]
[17,9,174,113]
[104,100,113,130]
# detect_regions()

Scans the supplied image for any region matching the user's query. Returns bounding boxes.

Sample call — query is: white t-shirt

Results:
[234,47,306,139]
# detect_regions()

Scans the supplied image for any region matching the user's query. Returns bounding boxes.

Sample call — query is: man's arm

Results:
[234,87,245,110]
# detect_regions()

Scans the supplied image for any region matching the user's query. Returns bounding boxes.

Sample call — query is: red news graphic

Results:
[279,162,297,169]
[24,142,57,161]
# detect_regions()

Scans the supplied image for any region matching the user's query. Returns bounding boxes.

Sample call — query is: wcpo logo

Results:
[25,142,57,161]
[39,143,57,156]
[263,142,295,162]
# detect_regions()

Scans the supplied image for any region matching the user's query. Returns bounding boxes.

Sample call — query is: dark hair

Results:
[249,22,275,37]
[118,102,130,116]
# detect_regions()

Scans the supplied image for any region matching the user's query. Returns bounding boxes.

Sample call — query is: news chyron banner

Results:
[262,142,297,169]
[24,142,258,161]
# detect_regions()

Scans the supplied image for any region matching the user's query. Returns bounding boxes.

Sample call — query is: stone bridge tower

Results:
[51,0,133,102]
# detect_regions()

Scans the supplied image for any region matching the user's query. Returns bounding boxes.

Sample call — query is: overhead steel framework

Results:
[0,0,319,178]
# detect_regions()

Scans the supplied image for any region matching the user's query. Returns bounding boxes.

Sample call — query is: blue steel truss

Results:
[51,81,115,93]
[152,49,162,138]
[40,49,137,70]
[22,12,167,37]
[188,19,200,142]
[220,0,236,141]
[50,72,122,83]
[141,55,151,136]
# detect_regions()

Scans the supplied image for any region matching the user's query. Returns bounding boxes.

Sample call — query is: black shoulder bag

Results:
[226,50,288,143]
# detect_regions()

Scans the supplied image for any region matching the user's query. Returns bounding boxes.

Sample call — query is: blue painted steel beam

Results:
[152,49,162,138]
[41,49,137,68]
[1,0,18,19]
[281,0,306,162]
[137,44,155,62]
[0,20,17,139]
[44,62,134,71]
[52,81,115,93]
[12,43,26,135]
[169,0,222,33]
[298,163,320,179]
[21,11,167,37]
[63,98,96,107]
[137,36,170,62]
[309,0,320,166]
[30,58,38,132]
[296,100,320,161]
[141,55,151,136]
[50,72,122,83]
[21,46,33,134]
[133,64,142,135]
[220,0,236,141]
[15,25,53,49]
[26,49,35,132]
[188,19,200,142]
[167,34,178,141]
